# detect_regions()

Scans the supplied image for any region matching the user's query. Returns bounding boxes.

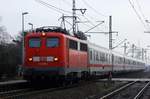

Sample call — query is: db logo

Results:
[40,57,47,61]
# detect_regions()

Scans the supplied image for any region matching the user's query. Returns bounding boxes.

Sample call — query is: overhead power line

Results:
[84,21,104,33]
[128,0,147,28]
[35,0,72,14]
[62,0,72,6]
[81,0,107,17]
[135,0,150,29]
[82,15,95,26]
[136,0,146,20]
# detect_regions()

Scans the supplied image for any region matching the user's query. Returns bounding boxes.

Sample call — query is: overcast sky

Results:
[0,0,150,54]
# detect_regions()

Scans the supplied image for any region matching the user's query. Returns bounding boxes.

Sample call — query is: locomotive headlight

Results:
[54,57,58,61]
[28,58,33,61]
[42,32,46,36]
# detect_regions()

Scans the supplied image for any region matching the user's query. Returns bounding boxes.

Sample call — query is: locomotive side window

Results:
[29,38,41,47]
[80,43,87,51]
[69,39,78,50]
[46,38,59,47]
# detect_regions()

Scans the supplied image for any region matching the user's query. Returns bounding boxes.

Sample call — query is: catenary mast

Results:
[72,0,76,34]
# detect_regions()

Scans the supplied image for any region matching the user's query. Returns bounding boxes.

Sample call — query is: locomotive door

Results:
[68,39,79,68]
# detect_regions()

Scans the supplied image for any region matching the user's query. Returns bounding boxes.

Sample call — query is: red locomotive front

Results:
[23,32,68,80]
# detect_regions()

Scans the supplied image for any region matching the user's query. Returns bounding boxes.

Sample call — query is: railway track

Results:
[0,80,29,93]
[100,80,150,99]
[0,80,83,99]
[1,79,150,99]
[138,81,150,99]
[0,80,32,99]
[4,85,81,99]
[0,79,106,99]
[0,88,33,99]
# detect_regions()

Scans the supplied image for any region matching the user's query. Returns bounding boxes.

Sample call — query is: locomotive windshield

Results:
[46,38,59,48]
[29,38,41,47]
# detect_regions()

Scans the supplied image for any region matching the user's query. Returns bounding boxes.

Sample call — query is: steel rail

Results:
[0,80,27,86]
[4,87,60,99]
[133,81,150,99]
[0,81,29,94]
[0,88,32,95]
[3,83,79,99]
[100,81,137,99]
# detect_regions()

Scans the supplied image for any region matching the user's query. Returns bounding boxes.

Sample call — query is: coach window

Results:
[80,43,87,51]
[69,39,78,50]
[125,59,128,64]
[134,62,136,65]
[128,60,130,64]
[94,50,96,61]
[119,57,122,64]
[89,49,93,60]
[100,52,105,62]
[108,55,110,63]
[29,38,41,47]
[98,52,100,61]
[105,54,108,62]
[46,38,59,48]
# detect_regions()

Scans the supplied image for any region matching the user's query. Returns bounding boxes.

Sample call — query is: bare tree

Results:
[0,18,12,45]
[0,17,20,80]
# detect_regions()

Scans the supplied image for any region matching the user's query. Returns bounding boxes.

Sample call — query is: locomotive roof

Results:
[25,26,87,40]
[25,30,88,44]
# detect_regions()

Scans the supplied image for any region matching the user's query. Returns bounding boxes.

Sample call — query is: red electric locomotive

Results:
[23,27,89,81]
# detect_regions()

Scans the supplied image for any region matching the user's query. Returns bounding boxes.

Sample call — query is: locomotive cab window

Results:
[46,38,59,48]
[29,38,41,47]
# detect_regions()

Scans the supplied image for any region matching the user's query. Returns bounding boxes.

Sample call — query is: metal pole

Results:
[22,12,28,65]
[145,50,147,61]
[142,48,144,60]
[132,44,135,57]
[109,16,112,50]
[28,23,33,31]
[22,14,24,36]
[108,16,114,74]
[31,24,33,31]
[72,0,76,34]
[124,43,127,55]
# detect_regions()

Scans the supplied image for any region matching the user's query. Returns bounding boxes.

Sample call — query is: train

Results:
[22,26,145,82]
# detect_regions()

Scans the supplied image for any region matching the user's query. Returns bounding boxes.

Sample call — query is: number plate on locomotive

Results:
[47,56,54,62]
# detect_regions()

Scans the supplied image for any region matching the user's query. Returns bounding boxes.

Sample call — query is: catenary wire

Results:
[35,0,72,14]
[62,0,72,7]
[81,0,108,17]
[135,0,150,28]
[135,0,147,21]
[128,0,147,29]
